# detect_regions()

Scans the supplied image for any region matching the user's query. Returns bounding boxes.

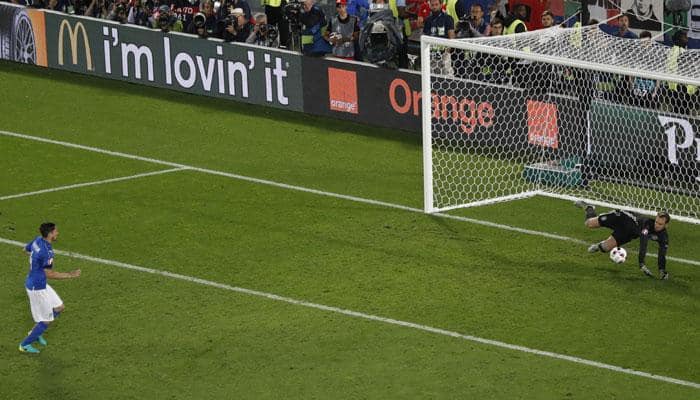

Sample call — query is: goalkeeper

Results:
[575,201,670,280]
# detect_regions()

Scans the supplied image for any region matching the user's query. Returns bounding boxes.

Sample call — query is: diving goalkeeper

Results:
[575,201,670,280]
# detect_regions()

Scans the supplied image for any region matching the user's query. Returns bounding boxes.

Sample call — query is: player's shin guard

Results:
[21,322,47,347]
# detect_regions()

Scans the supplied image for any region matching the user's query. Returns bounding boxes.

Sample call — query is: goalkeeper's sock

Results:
[585,206,597,220]
[21,322,47,347]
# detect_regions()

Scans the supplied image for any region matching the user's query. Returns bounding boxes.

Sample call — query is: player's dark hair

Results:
[657,211,670,224]
[39,222,56,238]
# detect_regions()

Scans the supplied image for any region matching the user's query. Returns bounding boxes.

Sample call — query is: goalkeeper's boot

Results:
[659,270,669,280]
[18,343,40,354]
[574,200,594,210]
[640,265,653,278]
[587,243,599,253]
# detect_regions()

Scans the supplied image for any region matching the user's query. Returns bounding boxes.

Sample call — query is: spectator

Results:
[662,30,697,114]
[85,0,109,18]
[467,16,507,82]
[603,13,638,39]
[108,0,129,23]
[627,30,658,107]
[300,0,332,56]
[246,12,281,47]
[443,0,468,28]
[152,4,184,31]
[467,2,489,35]
[540,9,553,29]
[347,0,370,27]
[489,15,502,35]
[169,0,199,30]
[45,0,72,12]
[423,0,455,38]
[393,0,412,39]
[127,0,151,26]
[504,3,527,34]
[625,0,661,33]
[69,0,89,14]
[221,7,253,42]
[325,0,360,59]
[508,0,549,30]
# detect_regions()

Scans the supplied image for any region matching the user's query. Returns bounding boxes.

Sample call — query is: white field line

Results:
[0,168,186,201]
[0,237,697,389]
[1,129,698,267]
[0,130,700,266]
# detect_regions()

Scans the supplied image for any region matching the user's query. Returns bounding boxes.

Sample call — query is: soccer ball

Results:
[609,247,627,264]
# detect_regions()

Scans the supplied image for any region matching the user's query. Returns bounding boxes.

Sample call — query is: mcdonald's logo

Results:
[58,19,93,70]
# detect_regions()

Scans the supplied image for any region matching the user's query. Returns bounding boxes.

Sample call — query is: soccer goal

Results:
[420,26,700,224]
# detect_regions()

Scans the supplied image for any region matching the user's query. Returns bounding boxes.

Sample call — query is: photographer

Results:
[127,0,150,26]
[221,8,254,42]
[218,0,251,20]
[263,0,290,48]
[152,4,184,32]
[325,0,359,60]
[246,13,280,47]
[187,0,218,36]
[298,0,332,56]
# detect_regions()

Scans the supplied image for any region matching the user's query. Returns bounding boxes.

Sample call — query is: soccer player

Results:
[18,222,81,354]
[575,201,670,280]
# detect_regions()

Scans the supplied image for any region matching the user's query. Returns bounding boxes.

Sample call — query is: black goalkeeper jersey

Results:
[635,217,669,270]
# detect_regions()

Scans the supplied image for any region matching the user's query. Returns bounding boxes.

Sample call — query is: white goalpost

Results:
[421,25,700,224]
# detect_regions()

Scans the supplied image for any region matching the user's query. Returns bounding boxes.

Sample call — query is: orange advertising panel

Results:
[27,8,47,67]
[327,67,359,114]
[527,100,559,149]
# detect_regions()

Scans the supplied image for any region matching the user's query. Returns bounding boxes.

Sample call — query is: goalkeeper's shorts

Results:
[598,210,637,246]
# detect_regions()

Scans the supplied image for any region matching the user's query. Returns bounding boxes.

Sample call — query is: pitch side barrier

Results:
[0,4,304,111]
[1,3,698,177]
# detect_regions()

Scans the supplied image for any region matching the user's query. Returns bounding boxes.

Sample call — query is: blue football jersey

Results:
[24,236,54,290]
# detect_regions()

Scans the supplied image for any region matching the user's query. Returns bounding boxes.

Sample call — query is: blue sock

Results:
[53,310,61,318]
[21,322,47,347]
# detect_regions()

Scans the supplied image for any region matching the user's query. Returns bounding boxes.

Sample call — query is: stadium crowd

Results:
[3,0,697,112]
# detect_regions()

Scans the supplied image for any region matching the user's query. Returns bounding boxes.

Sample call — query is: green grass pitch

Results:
[0,61,698,399]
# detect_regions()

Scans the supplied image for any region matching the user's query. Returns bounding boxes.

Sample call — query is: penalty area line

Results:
[1,129,699,267]
[0,237,697,389]
[0,168,187,201]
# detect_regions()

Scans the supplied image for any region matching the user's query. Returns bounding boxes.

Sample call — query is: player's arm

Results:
[657,234,668,271]
[45,268,81,279]
[638,231,649,268]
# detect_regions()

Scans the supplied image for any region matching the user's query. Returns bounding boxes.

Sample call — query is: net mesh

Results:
[424,26,700,223]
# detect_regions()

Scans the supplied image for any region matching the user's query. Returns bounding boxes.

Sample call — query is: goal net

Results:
[421,25,700,224]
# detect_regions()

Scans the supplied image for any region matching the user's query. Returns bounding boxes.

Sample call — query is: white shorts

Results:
[26,284,63,323]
